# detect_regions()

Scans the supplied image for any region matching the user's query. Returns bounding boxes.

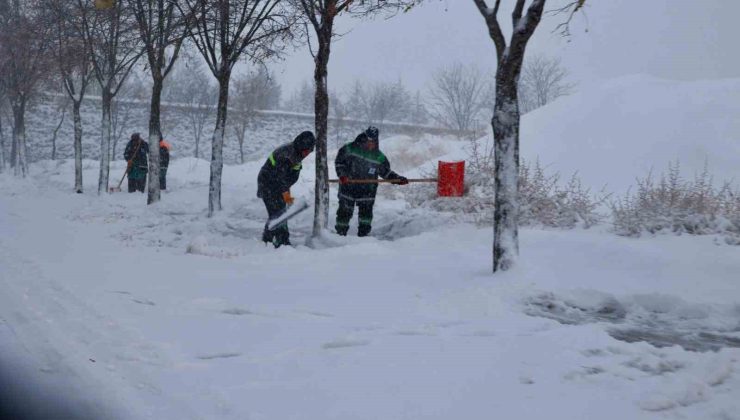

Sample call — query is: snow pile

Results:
[520,75,740,195]
[406,76,740,238]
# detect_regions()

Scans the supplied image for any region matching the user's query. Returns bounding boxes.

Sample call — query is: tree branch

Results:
[472,0,506,60]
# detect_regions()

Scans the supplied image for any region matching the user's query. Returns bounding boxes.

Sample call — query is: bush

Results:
[406,150,606,229]
[610,161,740,239]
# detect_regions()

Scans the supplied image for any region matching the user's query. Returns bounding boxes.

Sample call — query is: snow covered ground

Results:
[2,75,740,419]
[2,151,739,420]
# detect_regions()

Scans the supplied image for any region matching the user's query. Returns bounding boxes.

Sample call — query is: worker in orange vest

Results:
[159,136,171,190]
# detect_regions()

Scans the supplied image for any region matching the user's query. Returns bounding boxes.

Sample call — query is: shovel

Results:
[328,178,437,185]
[108,162,132,193]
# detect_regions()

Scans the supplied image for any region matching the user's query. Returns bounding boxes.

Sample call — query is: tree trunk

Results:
[10,114,16,169]
[73,100,83,193]
[11,100,27,177]
[238,131,245,164]
[193,117,200,159]
[51,107,66,161]
[147,76,163,205]
[98,88,113,194]
[0,115,6,174]
[312,29,333,236]
[208,71,230,217]
[492,67,520,272]
[110,102,119,162]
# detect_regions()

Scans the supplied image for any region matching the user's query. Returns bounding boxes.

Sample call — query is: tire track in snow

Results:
[0,240,198,419]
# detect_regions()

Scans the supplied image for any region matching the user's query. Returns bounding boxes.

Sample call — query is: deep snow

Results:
[2,75,740,419]
[2,155,739,419]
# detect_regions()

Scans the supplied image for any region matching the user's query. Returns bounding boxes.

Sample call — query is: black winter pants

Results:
[128,177,146,193]
[160,168,168,190]
[261,191,290,247]
[335,195,374,237]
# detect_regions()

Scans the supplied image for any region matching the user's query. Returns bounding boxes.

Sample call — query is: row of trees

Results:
[0,0,414,218]
[0,0,295,209]
[282,55,574,136]
[1,0,585,273]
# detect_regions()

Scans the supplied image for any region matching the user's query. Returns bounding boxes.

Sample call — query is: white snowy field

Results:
[2,75,740,419]
[1,152,739,420]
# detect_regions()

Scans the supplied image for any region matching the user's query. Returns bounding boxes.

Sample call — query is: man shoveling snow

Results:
[256,131,315,248]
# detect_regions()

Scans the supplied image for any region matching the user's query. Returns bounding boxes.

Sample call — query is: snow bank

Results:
[519,75,740,194]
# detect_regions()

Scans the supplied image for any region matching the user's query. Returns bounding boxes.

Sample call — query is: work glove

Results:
[282,191,295,205]
[396,176,409,185]
[339,176,349,185]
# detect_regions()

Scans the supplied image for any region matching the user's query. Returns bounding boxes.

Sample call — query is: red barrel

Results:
[437,161,465,197]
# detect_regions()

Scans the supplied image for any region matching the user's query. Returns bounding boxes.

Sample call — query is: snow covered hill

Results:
[520,75,740,194]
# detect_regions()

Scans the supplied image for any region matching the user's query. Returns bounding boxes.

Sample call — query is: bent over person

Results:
[257,131,316,248]
[123,133,149,193]
[334,126,408,237]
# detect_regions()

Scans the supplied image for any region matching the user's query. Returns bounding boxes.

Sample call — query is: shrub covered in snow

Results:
[406,151,606,229]
[518,160,607,229]
[610,162,740,241]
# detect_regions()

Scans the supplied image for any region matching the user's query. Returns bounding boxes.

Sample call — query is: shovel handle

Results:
[329,178,437,184]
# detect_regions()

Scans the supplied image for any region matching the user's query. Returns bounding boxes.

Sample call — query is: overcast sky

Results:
[262,0,740,98]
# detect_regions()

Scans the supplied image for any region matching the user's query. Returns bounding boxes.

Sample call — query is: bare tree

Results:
[329,90,349,147]
[111,100,134,162]
[0,0,53,177]
[50,99,68,161]
[518,54,575,114]
[127,0,192,204]
[471,0,585,272]
[46,0,95,192]
[294,0,411,237]
[164,60,215,159]
[230,66,281,163]
[427,62,487,137]
[183,0,293,217]
[354,79,411,125]
[110,73,148,162]
[409,90,429,126]
[75,0,143,194]
[0,121,5,174]
[283,79,314,113]
[0,87,6,173]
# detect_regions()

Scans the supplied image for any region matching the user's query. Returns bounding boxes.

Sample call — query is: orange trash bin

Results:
[437,161,465,197]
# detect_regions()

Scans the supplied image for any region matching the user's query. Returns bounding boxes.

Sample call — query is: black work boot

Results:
[335,223,349,236]
[273,228,290,248]
[358,224,372,237]
[261,224,272,245]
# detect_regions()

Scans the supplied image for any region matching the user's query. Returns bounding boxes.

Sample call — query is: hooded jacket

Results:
[257,131,315,198]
